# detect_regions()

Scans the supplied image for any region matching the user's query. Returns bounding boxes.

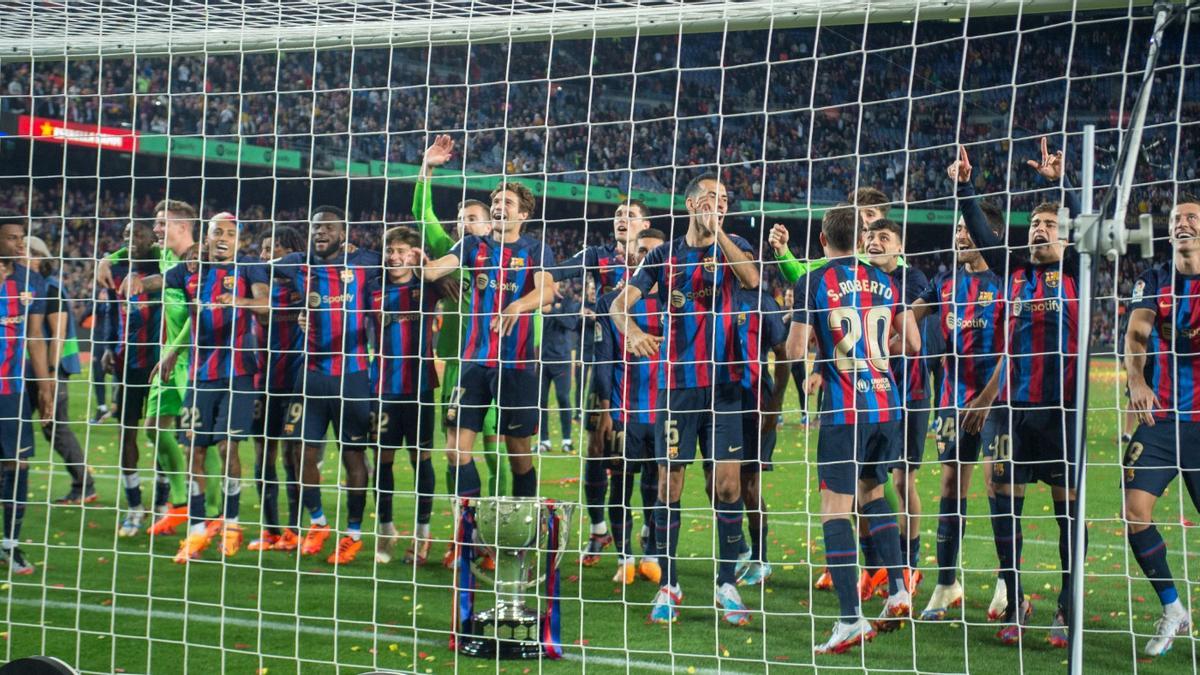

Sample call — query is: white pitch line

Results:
[7,598,759,675]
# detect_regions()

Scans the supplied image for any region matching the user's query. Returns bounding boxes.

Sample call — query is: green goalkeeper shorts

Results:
[145,356,188,419]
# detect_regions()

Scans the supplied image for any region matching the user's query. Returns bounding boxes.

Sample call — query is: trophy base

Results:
[457,636,544,660]
[456,613,543,660]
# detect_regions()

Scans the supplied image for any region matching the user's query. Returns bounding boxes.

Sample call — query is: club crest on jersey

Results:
[670,289,686,309]
[1044,270,1060,288]
[475,273,489,290]
[593,323,603,342]
[702,257,716,274]
[510,257,525,269]
[308,292,322,309]
[1132,279,1146,301]
[339,269,355,284]
[737,312,747,326]
[223,275,236,290]
[17,291,32,306]
[977,290,995,307]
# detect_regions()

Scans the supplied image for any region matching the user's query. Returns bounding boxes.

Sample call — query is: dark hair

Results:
[268,225,305,256]
[1177,193,1200,209]
[153,199,196,221]
[312,205,346,222]
[620,198,651,219]
[821,204,859,252]
[491,182,536,217]
[846,187,890,215]
[639,228,667,241]
[0,211,28,232]
[684,172,720,200]
[385,225,424,249]
[866,218,902,239]
[131,218,155,234]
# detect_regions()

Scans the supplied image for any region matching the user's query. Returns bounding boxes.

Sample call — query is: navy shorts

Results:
[375,390,436,451]
[1123,421,1200,500]
[451,363,539,438]
[936,406,1006,464]
[118,365,154,431]
[609,419,655,472]
[654,383,743,466]
[287,370,373,447]
[992,407,1077,488]
[0,392,36,461]
[816,420,903,495]
[898,398,932,469]
[179,376,259,449]
[741,389,776,473]
[260,391,296,441]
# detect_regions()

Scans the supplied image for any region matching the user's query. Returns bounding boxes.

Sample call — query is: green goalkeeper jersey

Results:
[410,177,467,359]
[107,246,190,350]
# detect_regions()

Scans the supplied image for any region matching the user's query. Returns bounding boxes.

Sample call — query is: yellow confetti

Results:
[722,649,730,657]
[745,637,753,644]
[388,644,399,652]
[350,646,360,652]
[782,565,794,571]
[687,668,696,674]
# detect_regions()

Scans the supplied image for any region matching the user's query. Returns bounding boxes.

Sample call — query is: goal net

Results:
[0,0,1196,673]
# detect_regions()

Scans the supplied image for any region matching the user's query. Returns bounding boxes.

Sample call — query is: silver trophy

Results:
[455,497,575,660]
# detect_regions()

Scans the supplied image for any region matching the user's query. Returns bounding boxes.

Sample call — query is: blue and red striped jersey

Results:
[1131,266,1200,422]
[733,288,788,406]
[793,257,904,425]
[371,276,443,398]
[0,264,47,395]
[552,244,628,294]
[449,234,555,370]
[1005,258,1079,405]
[594,288,664,425]
[260,275,304,392]
[927,267,1006,408]
[166,257,267,382]
[628,235,756,389]
[274,249,381,377]
[111,262,162,370]
[886,266,932,402]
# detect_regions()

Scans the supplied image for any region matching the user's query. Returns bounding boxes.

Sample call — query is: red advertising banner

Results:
[17,115,137,153]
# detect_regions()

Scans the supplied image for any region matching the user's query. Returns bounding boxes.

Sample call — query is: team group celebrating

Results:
[1,134,1198,657]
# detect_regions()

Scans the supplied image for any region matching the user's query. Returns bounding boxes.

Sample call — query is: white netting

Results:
[0,0,1197,673]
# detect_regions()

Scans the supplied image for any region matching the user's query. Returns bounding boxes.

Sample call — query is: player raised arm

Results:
[1026,136,1082,218]
[1124,305,1160,427]
[716,217,759,290]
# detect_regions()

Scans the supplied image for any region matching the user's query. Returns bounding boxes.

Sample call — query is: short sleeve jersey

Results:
[1131,266,1200,422]
[0,264,47,395]
[165,256,267,382]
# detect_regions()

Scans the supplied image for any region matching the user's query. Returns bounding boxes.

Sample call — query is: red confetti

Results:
[235,643,251,650]
[1029,593,1044,601]
[1134,596,1146,603]
[100,599,112,606]
[1090,615,1102,623]
[418,652,428,659]
[567,575,580,583]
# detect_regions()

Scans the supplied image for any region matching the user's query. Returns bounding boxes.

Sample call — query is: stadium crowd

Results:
[3,15,1195,210]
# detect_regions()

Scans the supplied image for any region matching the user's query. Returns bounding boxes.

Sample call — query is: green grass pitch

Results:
[1,359,1197,674]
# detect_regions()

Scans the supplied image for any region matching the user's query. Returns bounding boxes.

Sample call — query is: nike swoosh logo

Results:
[349,435,365,441]
[728,446,742,453]
[507,423,522,431]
